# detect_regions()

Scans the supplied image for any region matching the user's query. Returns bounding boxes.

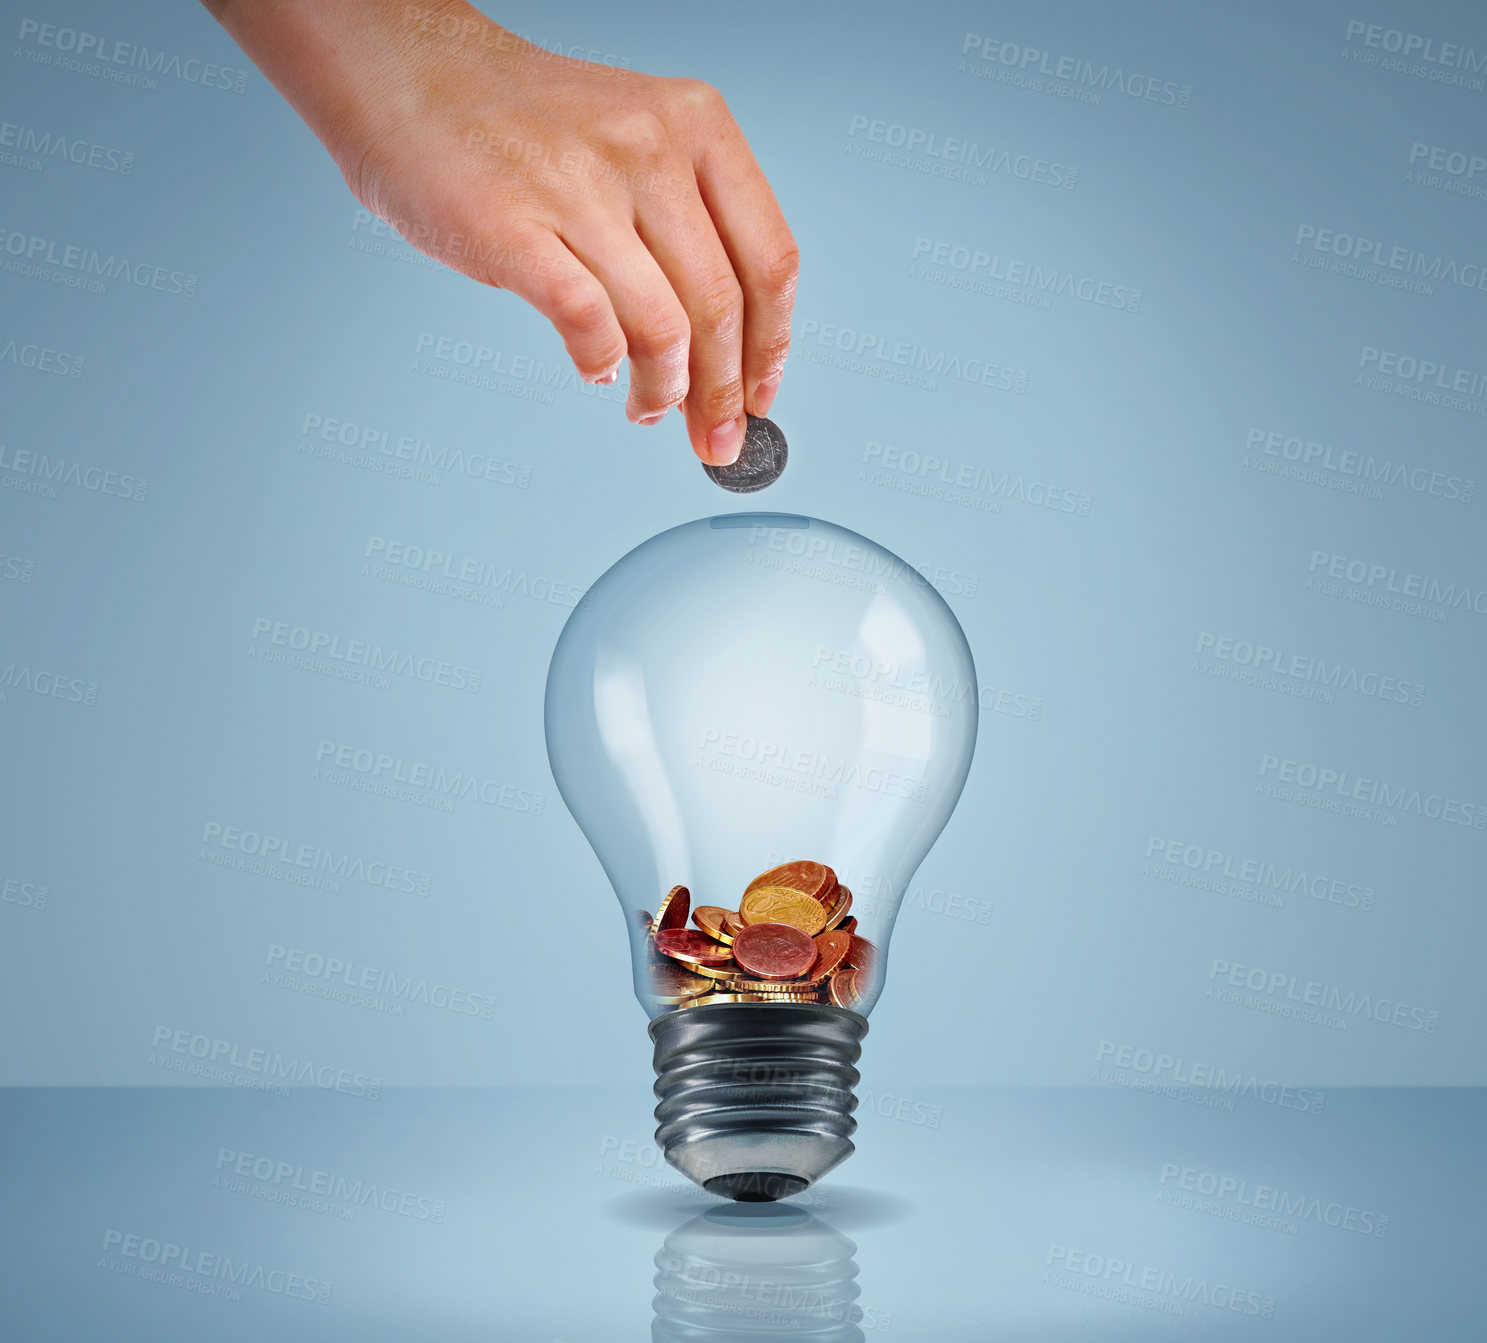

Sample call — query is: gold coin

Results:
[651,962,714,1004]
[690,959,742,980]
[724,977,808,993]
[722,910,747,939]
[684,992,824,1005]
[744,860,836,902]
[692,905,735,945]
[739,886,828,936]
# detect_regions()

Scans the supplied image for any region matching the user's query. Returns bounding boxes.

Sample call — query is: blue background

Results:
[2,0,1484,1333]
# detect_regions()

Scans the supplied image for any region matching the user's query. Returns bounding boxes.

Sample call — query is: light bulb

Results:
[545,513,977,1200]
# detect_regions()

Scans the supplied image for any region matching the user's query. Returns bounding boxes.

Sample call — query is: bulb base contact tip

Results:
[649,1003,869,1201]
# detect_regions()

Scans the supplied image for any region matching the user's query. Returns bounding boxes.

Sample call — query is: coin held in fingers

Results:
[702,414,788,492]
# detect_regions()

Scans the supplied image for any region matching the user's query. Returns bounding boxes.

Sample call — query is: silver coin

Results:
[703,415,788,492]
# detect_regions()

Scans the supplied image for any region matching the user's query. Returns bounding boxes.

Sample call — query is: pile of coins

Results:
[636,860,875,1012]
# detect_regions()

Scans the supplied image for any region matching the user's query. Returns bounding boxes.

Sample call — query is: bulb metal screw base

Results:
[649,1003,869,1202]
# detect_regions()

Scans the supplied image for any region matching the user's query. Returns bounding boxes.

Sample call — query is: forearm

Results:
[199,0,512,174]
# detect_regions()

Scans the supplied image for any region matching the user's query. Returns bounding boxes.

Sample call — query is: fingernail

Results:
[638,410,667,426]
[586,363,620,385]
[753,373,781,417]
[707,416,744,465]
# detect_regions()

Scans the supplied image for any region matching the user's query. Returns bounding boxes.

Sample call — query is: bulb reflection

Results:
[652,1202,866,1341]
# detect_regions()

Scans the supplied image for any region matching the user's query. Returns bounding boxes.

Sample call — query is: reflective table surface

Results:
[2,1083,1479,1338]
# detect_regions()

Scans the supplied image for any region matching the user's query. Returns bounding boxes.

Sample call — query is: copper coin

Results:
[650,885,690,936]
[744,861,835,903]
[845,934,877,975]
[837,916,858,935]
[822,885,853,931]
[635,910,653,929]
[731,921,817,980]
[654,928,733,967]
[690,958,742,980]
[829,968,862,1009]
[802,930,851,984]
[651,961,714,1004]
[692,905,734,944]
[739,886,828,936]
[722,910,748,939]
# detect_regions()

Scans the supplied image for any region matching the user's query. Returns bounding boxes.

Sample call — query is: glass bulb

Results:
[545,513,977,1198]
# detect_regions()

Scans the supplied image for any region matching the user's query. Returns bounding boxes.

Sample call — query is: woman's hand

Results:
[203,0,799,465]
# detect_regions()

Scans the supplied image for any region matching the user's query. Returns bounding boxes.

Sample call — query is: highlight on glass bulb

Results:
[545,513,977,1200]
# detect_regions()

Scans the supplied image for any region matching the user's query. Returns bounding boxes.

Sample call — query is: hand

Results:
[202,0,799,465]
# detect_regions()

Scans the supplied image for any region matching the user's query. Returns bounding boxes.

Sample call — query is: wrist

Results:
[209,0,524,181]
